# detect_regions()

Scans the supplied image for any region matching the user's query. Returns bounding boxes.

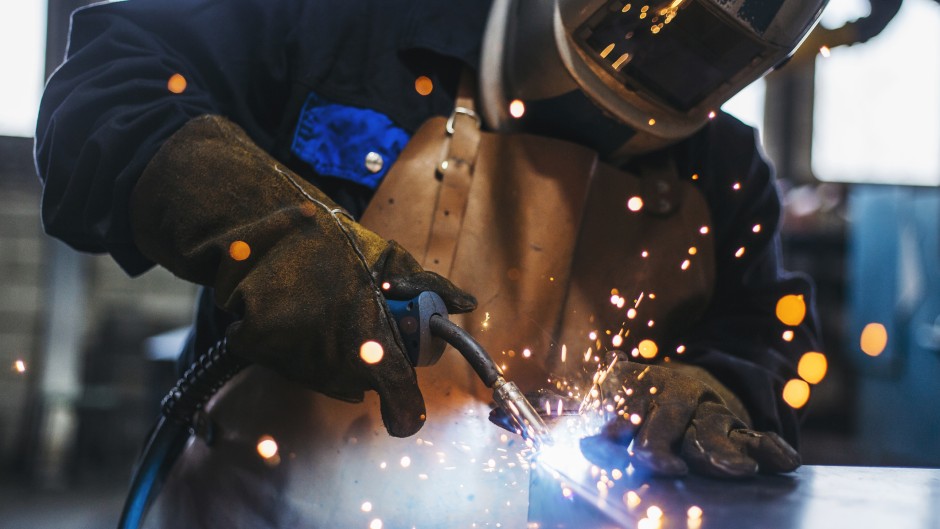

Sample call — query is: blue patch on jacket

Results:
[291,93,411,190]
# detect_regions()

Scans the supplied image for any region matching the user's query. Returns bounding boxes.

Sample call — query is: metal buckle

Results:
[445,106,480,135]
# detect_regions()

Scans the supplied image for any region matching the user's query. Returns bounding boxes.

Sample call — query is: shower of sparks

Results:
[13,360,26,373]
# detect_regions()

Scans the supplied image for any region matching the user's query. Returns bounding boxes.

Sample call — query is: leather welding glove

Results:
[130,114,477,437]
[579,359,800,478]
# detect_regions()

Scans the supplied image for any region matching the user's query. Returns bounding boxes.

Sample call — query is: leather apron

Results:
[149,77,715,529]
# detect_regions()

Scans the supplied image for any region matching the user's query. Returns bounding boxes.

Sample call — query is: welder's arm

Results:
[130,115,476,437]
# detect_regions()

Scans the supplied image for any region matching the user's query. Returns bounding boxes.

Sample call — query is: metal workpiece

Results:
[527,463,940,529]
[492,376,554,448]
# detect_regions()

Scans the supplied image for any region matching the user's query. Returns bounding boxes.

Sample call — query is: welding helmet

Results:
[480,0,828,157]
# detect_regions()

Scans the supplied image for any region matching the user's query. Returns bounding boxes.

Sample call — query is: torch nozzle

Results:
[427,314,552,448]
[492,377,553,448]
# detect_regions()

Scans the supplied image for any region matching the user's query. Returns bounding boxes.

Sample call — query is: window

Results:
[0,1,47,138]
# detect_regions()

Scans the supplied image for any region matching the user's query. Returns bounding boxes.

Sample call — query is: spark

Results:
[735,247,746,258]
[256,436,279,460]
[557,399,564,416]
[638,339,658,359]
[688,247,697,255]
[482,312,491,329]
[687,506,703,519]
[627,308,637,320]
[691,173,700,180]
[630,413,642,425]
[360,341,385,364]
[732,182,741,191]
[229,240,251,261]
[415,76,434,96]
[523,348,532,358]
[617,297,626,308]
[647,506,664,520]
[589,331,598,341]
[625,490,642,509]
[820,45,831,58]
[622,3,632,12]
[638,517,656,529]
[167,73,187,94]
[13,360,26,373]
[380,462,387,469]
[860,323,888,357]
[783,379,811,409]
[708,111,716,119]
[647,320,655,328]
[628,196,644,212]
[776,294,807,326]
[676,345,686,354]
[752,224,762,233]
[699,226,710,235]
[562,487,573,498]
[647,118,657,126]
[798,352,828,384]
[381,282,391,291]
[400,456,412,468]
[782,330,795,342]
[612,334,624,348]
[509,99,526,118]
[612,53,632,70]
[370,519,384,529]
[680,259,691,270]
[561,344,567,363]
[361,502,373,512]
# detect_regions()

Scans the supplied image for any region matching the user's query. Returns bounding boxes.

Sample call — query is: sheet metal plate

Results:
[529,464,940,528]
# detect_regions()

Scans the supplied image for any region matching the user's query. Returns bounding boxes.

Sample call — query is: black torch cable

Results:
[428,314,501,387]
[118,339,249,529]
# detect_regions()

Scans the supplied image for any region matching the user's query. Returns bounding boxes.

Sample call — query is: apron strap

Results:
[424,69,482,274]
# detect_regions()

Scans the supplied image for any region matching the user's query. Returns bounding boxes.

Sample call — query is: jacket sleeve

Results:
[673,114,820,447]
[35,0,297,274]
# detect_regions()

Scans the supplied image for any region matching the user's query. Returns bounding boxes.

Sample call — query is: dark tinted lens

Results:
[578,0,766,112]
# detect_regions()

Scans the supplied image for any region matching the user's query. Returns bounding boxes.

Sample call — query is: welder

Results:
[35,0,827,527]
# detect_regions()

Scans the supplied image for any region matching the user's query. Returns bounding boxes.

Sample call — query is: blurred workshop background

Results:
[1,0,939,527]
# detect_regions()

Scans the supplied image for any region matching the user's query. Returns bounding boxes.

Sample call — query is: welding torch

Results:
[118,291,549,529]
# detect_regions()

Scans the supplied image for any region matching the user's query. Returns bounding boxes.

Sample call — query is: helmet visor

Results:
[575,0,777,113]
